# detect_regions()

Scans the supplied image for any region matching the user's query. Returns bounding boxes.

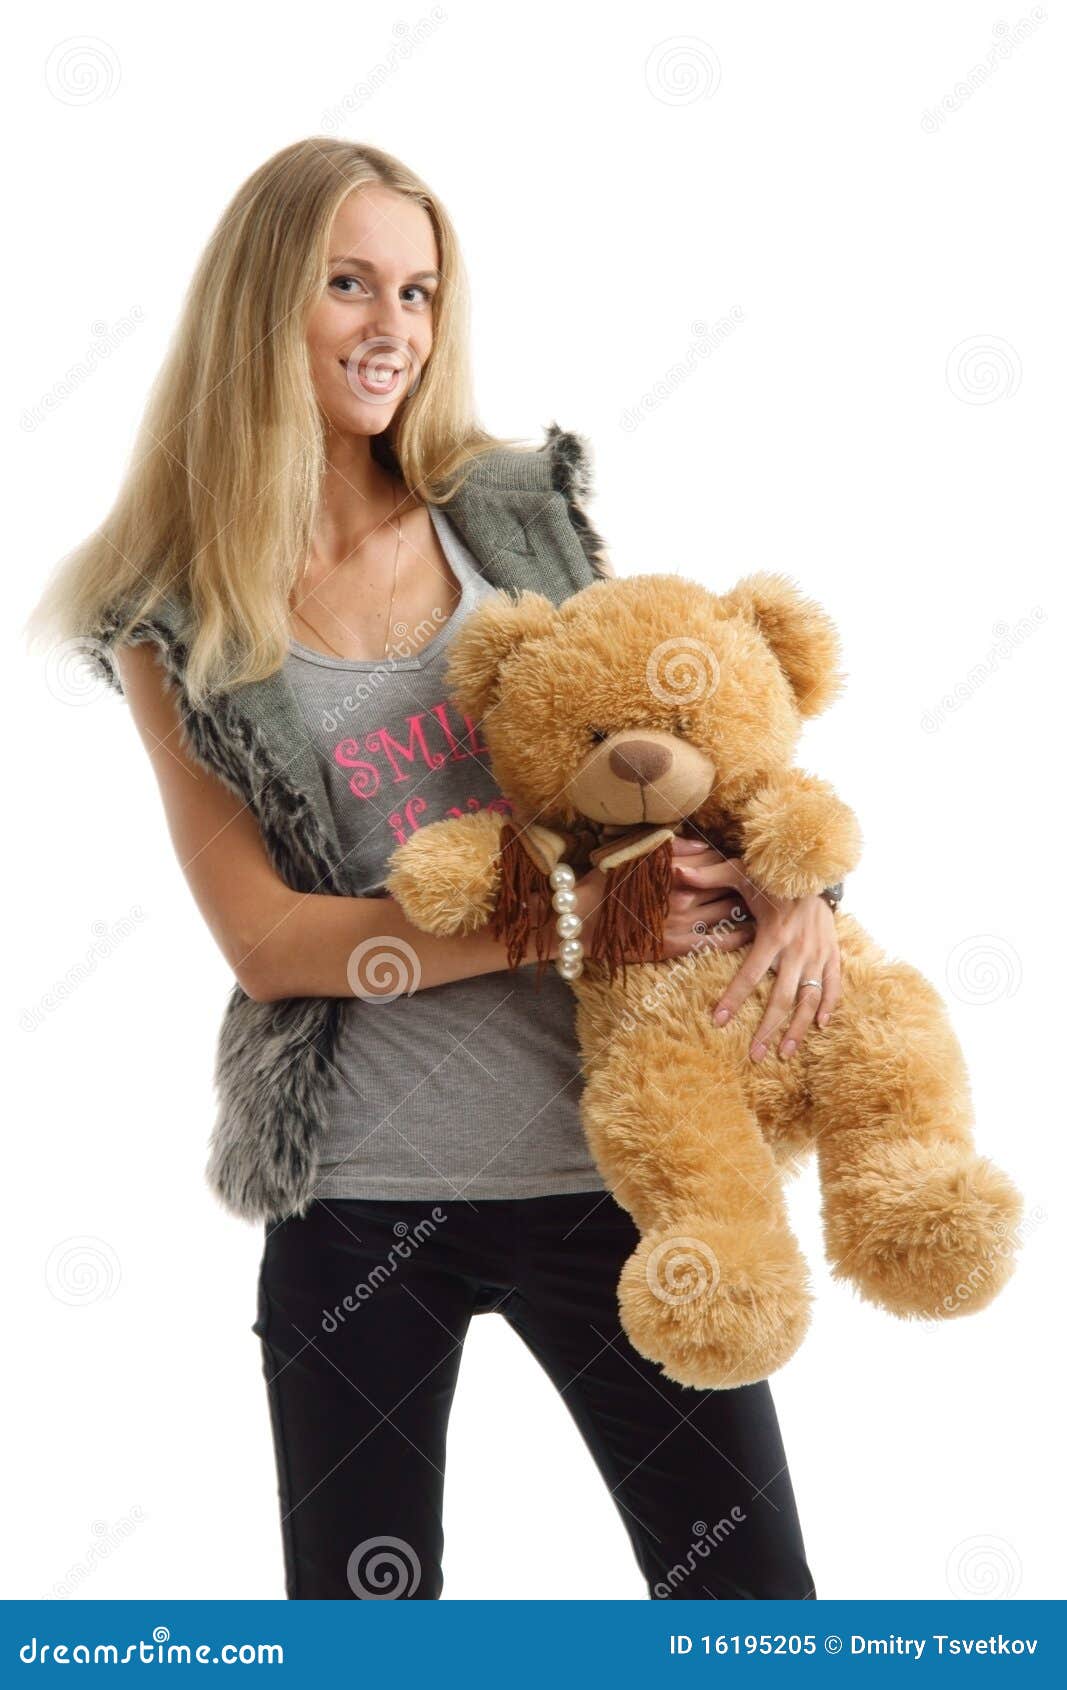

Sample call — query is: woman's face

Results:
[306,184,439,438]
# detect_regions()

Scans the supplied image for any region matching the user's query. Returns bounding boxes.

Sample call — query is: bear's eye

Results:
[590,727,609,744]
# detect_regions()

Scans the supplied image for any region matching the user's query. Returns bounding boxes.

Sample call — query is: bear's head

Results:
[447,569,844,840]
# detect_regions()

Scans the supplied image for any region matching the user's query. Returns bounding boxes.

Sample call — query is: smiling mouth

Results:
[342,356,404,393]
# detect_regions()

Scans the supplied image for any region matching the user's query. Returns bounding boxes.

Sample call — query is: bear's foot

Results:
[617,1215,813,1390]
[822,1140,1023,1320]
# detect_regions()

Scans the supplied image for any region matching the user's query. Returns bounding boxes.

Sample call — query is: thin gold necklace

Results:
[292,482,406,661]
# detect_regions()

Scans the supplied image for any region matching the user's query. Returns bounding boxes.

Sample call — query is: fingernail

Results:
[713,1007,730,1025]
[780,1039,796,1058]
[818,1011,831,1027]
[750,1043,765,1061]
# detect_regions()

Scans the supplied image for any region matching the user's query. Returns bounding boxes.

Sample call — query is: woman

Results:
[28,138,841,1600]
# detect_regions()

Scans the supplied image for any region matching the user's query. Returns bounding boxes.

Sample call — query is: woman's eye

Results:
[329,276,434,305]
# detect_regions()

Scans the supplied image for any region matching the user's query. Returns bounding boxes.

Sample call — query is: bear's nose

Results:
[608,738,672,786]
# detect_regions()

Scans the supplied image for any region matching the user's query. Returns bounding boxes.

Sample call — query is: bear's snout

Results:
[609,738,672,786]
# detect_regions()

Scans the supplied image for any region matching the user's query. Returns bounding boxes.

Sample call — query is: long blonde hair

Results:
[26,137,531,707]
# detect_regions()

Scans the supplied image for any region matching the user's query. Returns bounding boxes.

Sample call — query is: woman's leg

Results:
[252,1197,480,1599]
[501,1192,816,1600]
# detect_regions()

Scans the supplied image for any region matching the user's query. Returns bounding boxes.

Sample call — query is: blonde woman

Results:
[28,139,840,1601]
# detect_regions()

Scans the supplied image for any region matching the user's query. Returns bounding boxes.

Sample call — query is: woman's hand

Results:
[671,836,841,1060]
[568,840,754,964]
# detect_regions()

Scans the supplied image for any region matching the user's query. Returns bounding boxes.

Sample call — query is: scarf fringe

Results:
[489,821,556,984]
[585,835,675,986]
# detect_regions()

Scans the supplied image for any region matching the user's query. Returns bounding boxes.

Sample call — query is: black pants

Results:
[252,1192,816,1600]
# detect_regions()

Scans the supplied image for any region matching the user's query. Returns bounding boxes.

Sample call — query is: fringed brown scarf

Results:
[585,834,675,985]
[488,822,556,982]
[489,821,676,989]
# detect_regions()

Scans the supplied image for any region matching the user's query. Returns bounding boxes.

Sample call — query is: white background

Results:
[6,0,1064,1602]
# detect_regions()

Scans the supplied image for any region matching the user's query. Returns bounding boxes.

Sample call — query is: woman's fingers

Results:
[748,958,802,1060]
[817,948,842,1027]
[777,977,824,1057]
[710,939,778,1025]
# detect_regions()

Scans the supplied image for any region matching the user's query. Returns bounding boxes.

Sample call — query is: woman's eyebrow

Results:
[328,255,441,281]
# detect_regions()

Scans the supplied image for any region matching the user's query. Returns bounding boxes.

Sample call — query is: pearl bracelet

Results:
[548,862,584,980]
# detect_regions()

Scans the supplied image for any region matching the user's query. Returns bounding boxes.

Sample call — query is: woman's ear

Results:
[719,571,845,718]
[444,589,559,720]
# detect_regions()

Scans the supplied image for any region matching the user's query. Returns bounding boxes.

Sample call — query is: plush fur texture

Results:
[386,570,1024,1390]
[82,424,610,1224]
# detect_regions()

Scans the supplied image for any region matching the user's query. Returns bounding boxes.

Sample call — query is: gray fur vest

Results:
[85,424,611,1224]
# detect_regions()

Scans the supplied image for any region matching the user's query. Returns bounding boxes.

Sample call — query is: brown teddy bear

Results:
[385,571,1023,1390]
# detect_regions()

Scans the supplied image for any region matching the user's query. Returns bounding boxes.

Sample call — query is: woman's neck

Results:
[315,431,418,564]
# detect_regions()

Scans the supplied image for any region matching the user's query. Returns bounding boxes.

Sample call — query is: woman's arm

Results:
[114,643,555,1002]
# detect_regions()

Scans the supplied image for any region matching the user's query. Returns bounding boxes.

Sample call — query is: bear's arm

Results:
[385,811,508,937]
[735,770,862,901]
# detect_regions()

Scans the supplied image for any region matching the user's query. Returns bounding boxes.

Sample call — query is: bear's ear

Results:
[444,589,559,720]
[718,571,844,718]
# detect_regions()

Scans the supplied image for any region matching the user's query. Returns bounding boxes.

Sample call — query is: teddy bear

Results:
[384,571,1023,1390]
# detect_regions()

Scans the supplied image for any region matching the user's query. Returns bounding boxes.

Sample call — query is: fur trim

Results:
[543,421,614,581]
[84,607,348,1226]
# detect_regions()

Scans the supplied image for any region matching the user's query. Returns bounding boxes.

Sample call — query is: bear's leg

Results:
[580,1038,812,1391]
[808,953,1023,1320]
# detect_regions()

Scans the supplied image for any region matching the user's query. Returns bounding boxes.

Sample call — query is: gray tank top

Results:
[284,502,606,1201]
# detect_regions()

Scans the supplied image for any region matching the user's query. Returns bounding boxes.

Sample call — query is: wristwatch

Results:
[819,882,844,914]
